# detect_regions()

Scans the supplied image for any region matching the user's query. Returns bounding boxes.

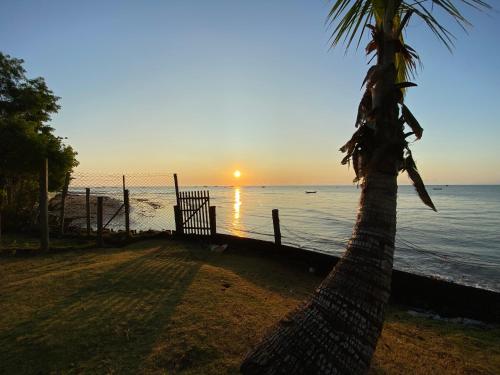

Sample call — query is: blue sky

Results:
[1,0,499,184]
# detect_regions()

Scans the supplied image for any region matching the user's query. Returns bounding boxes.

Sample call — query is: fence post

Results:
[174,205,183,236]
[0,192,3,244]
[173,173,180,206]
[97,196,103,247]
[86,188,91,236]
[124,189,130,237]
[272,209,281,246]
[39,158,49,251]
[59,171,70,235]
[209,206,217,237]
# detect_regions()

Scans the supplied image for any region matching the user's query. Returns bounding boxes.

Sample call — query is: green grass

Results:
[0,232,94,253]
[1,239,499,374]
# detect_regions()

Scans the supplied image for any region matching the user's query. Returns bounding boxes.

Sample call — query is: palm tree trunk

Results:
[241,172,397,374]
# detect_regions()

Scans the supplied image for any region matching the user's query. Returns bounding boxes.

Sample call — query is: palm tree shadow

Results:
[180,242,322,299]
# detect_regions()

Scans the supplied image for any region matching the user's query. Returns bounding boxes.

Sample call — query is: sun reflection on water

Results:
[234,188,241,221]
[230,187,242,236]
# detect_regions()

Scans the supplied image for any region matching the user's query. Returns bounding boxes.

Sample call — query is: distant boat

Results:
[261,186,266,188]
[305,191,317,194]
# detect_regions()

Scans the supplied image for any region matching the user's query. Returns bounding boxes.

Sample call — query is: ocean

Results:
[68,184,500,292]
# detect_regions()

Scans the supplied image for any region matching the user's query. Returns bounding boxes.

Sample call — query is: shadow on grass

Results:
[0,242,202,374]
[197,244,322,299]
[3,239,499,375]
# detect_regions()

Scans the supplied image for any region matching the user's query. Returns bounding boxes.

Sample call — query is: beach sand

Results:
[49,193,124,228]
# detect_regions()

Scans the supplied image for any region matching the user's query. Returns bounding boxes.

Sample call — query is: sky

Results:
[1,0,499,185]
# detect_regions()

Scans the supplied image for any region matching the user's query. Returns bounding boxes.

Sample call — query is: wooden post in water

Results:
[39,158,49,251]
[272,209,281,246]
[97,196,103,247]
[59,171,70,235]
[85,188,91,236]
[209,206,217,238]
[124,189,130,237]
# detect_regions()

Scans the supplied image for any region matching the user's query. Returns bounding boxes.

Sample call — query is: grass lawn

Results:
[1,239,499,374]
[0,233,95,253]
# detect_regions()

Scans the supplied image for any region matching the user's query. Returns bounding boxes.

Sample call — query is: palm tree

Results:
[241,1,491,374]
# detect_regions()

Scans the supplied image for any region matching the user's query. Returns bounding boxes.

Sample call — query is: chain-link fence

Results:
[48,173,176,236]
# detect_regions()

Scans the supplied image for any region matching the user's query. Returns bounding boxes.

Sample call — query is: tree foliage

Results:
[0,52,78,230]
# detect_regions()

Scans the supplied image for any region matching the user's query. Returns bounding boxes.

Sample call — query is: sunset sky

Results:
[1,0,499,185]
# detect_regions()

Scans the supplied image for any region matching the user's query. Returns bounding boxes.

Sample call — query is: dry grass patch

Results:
[371,308,500,375]
[0,239,498,374]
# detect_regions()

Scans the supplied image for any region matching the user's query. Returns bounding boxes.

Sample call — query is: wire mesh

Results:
[50,173,176,234]
[49,177,443,266]
[123,173,176,231]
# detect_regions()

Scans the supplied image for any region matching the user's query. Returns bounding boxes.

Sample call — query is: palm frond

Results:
[328,0,491,52]
[403,151,437,211]
[401,103,423,139]
[400,0,491,51]
[396,9,413,36]
[328,0,374,50]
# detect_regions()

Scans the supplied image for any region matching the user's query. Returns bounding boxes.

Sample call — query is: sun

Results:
[233,170,241,178]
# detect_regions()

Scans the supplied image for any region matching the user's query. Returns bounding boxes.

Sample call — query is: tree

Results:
[0,52,78,231]
[241,1,490,373]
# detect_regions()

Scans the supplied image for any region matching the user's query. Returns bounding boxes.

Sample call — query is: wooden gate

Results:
[174,190,215,236]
